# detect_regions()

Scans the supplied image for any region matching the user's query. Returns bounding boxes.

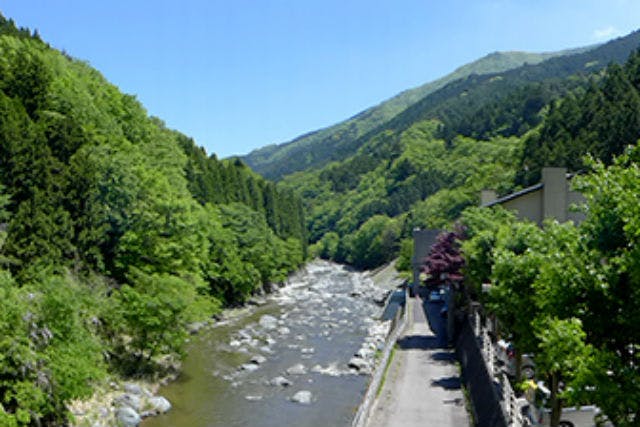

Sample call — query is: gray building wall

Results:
[411,228,440,287]
[501,189,543,224]
[483,167,585,226]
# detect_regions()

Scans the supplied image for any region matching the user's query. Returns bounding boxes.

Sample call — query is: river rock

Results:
[259,345,273,354]
[348,357,372,374]
[356,347,375,359]
[290,390,313,404]
[148,396,172,414]
[300,347,315,354]
[123,383,143,395]
[238,328,253,340]
[259,315,278,330]
[115,406,141,427]
[187,321,208,335]
[140,408,159,418]
[250,355,267,365]
[277,326,291,335]
[114,393,141,411]
[98,406,110,418]
[372,289,391,306]
[240,363,260,372]
[286,363,307,375]
[248,297,267,306]
[245,395,263,401]
[269,376,292,387]
[311,363,344,377]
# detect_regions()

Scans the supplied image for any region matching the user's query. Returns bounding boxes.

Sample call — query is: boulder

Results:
[123,383,143,395]
[290,390,313,404]
[250,355,267,365]
[311,363,344,377]
[114,393,141,411]
[355,347,375,359]
[286,363,307,375]
[187,321,208,335]
[259,345,273,354]
[269,376,292,387]
[259,315,278,330]
[348,357,372,374]
[148,396,171,414]
[115,406,141,427]
[139,409,158,418]
[240,363,260,372]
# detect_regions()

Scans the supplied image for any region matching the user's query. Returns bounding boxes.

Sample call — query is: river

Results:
[143,260,397,427]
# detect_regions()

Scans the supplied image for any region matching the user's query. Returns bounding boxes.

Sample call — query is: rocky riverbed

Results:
[82,260,401,427]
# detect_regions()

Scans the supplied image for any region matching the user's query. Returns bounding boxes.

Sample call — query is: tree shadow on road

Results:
[396,335,440,350]
[431,376,462,390]
[430,351,456,363]
[421,298,449,348]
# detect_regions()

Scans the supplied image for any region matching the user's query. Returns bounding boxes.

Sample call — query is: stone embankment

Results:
[68,380,173,427]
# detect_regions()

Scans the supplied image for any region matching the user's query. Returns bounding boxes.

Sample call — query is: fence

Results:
[468,304,527,427]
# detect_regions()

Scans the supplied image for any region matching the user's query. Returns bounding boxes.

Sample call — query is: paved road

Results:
[367,295,470,427]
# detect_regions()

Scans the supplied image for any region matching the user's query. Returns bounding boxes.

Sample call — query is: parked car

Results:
[496,339,536,379]
[428,288,445,302]
[516,382,613,427]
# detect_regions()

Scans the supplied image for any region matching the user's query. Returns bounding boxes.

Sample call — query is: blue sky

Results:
[2,1,640,158]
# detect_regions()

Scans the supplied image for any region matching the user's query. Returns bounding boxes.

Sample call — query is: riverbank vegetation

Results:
[0,16,305,426]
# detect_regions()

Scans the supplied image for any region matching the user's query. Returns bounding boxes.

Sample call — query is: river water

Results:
[144,260,393,427]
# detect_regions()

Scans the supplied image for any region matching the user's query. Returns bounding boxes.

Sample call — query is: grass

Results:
[376,344,398,398]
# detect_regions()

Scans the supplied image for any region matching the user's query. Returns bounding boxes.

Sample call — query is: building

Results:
[411,228,440,293]
[481,167,585,225]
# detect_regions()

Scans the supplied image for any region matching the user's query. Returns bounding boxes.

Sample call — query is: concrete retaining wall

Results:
[351,288,408,427]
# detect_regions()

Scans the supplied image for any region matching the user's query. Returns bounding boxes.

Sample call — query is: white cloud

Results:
[593,26,622,41]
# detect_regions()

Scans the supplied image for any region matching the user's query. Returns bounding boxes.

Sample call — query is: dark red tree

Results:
[421,229,464,289]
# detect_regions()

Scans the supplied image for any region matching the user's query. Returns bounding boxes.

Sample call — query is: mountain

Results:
[242,47,591,180]
[274,29,640,269]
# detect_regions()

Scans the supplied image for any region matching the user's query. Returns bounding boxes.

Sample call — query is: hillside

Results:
[0,14,305,426]
[242,48,589,180]
[277,29,640,269]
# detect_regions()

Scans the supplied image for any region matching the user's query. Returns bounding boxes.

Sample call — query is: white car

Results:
[517,383,613,427]
[496,339,536,379]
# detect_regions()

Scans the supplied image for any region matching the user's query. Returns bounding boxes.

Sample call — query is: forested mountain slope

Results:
[0,15,305,426]
[242,48,589,180]
[373,29,640,144]
[278,31,640,269]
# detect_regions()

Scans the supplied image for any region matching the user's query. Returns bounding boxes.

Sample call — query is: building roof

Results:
[481,183,543,208]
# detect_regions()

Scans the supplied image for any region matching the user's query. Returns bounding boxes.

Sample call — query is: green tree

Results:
[534,317,592,427]
[488,220,544,380]
[459,206,516,298]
